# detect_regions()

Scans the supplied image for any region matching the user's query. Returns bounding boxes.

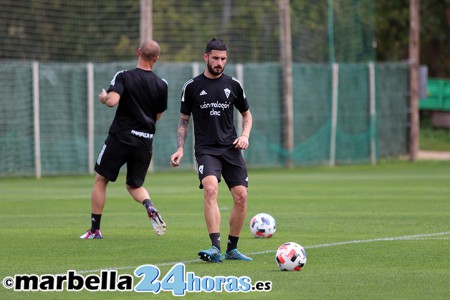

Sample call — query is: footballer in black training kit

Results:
[80,40,168,239]
[171,38,253,263]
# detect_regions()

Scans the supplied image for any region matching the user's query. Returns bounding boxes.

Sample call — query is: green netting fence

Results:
[0,61,409,177]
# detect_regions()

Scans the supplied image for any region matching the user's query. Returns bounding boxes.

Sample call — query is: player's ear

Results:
[203,53,208,62]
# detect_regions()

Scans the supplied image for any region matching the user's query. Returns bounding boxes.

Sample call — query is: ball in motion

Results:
[249,213,276,238]
[275,242,307,271]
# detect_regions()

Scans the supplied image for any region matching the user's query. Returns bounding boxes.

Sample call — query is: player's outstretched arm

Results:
[233,110,252,150]
[170,114,190,167]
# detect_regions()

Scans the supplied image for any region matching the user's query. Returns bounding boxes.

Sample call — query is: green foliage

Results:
[0,0,140,62]
[420,115,450,151]
[374,0,410,61]
[1,0,376,64]
[1,0,447,76]
[1,162,450,299]
[374,0,450,77]
[153,0,281,62]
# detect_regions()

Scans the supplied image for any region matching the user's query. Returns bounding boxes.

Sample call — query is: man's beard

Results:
[207,62,224,76]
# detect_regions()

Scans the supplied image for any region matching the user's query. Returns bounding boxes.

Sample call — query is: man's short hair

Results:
[205,38,228,53]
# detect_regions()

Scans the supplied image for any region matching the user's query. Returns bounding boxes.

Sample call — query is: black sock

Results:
[90,213,102,232]
[209,233,221,251]
[142,199,154,210]
[227,235,239,253]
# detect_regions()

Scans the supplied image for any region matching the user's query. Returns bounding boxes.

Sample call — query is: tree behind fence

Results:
[0,0,375,63]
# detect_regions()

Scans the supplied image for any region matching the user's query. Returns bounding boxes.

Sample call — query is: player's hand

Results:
[233,135,249,150]
[170,149,184,167]
[98,89,107,104]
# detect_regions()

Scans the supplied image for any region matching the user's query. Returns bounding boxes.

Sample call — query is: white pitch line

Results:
[248,230,450,256]
[77,231,450,274]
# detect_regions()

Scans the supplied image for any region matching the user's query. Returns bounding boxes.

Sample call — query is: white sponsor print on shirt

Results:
[131,130,153,139]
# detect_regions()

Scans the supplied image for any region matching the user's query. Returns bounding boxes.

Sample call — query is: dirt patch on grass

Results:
[418,150,450,160]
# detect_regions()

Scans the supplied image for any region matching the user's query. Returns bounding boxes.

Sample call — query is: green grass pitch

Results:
[1,160,449,299]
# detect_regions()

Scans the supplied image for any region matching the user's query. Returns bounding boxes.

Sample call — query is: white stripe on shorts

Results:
[97,144,107,165]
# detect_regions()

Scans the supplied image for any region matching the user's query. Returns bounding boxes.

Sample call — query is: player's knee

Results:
[126,184,142,195]
[126,184,134,193]
[202,176,219,198]
[232,187,248,208]
[94,174,109,186]
[203,184,218,200]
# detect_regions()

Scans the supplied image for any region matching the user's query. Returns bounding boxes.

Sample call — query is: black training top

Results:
[180,73,249,156]
[107,68,168,150]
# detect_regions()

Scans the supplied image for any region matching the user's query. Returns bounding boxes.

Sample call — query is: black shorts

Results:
[195,149,248,189]
[94,135,152,187]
